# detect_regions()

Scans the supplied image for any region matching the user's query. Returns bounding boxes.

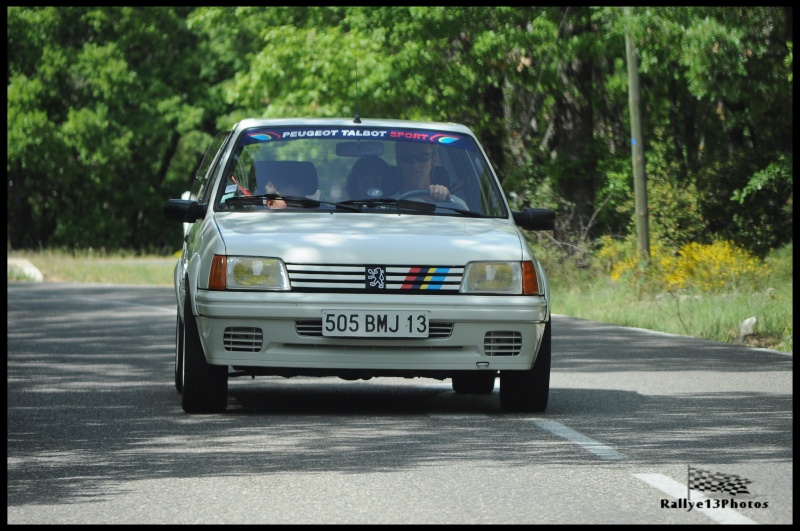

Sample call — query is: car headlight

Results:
[460,261,540,295]
[209,255,290,291]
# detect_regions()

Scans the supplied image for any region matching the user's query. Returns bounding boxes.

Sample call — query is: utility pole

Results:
[625,31,650,260]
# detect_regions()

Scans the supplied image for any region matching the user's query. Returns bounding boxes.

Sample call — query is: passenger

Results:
[263,178,304,209]
[346,156,393,199]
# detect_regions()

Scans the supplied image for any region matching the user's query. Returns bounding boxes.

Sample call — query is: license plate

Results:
[322,311,429,338]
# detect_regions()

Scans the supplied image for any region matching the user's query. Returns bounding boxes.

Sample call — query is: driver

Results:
[395,142,452,202]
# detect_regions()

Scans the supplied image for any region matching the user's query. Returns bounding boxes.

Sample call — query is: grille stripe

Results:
[403,267,452,290]
[287,264,463,293]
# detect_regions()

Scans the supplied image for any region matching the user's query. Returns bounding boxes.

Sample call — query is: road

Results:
[7,283,793,524]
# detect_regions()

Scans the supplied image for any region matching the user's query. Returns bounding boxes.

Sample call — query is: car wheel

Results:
[181,290,228,413]
[175,314,184,393]
[500,320,551,413]
[452,372,496,394]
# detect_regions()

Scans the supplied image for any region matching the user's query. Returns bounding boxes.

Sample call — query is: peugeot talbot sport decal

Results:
[241,127,474,150]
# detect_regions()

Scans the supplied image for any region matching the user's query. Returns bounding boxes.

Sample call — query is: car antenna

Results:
[353,57,361,124]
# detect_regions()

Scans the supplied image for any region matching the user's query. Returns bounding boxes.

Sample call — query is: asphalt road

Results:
[7,283,793,524]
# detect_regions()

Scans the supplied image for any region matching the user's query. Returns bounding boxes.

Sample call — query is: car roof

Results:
[231,117,476,136]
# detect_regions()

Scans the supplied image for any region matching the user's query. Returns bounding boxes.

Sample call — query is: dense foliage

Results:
[7,7,793,257]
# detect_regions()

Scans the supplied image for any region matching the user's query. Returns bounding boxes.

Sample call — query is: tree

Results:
[8,7,213,251]
[616,6,793,256]
[7,7,793,257]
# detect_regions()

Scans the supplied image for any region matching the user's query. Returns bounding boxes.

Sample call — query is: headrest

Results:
[347,156,394,198]
[254,160,319,196]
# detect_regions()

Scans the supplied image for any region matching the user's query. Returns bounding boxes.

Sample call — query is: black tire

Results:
[175,314,184,393]
[452,372,496,394]
[181,290,228,413]
[500,320,551,413]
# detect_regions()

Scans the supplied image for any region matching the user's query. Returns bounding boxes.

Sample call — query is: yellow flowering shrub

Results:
[601,238,769,294]
[597,235,625,273]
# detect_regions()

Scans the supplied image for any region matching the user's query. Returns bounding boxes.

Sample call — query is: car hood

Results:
[214,212,525,265]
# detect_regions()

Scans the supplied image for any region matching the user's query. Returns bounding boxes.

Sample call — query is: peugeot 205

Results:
[164,117,555,414]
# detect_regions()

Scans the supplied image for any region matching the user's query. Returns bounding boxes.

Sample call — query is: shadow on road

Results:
[7,284,793,507]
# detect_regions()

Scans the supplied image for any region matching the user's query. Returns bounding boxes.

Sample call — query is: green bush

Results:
[545,236,792,353]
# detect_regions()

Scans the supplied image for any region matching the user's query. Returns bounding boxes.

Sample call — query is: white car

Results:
[165,118,554,414]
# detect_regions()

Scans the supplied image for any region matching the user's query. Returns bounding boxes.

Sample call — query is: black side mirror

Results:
[512,208,555,231]
[164,199,208,223]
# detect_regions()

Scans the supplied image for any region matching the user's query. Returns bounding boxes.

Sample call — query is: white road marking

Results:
[635,473,758,525]
[533,420,627,460]
[551,314,791,356]
[428,414,490,419]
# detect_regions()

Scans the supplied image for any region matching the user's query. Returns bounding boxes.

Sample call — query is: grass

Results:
[545,241,793,354]
[8,244,793,354]
[8,248,177,286]
[552,278,792,352]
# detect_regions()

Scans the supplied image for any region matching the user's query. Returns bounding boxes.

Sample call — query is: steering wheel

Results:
[397,189,454,203]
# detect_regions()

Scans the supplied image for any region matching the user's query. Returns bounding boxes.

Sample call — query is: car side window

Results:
[191,131,232,204]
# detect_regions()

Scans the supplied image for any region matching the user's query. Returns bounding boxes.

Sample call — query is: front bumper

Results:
[192,290,548,374]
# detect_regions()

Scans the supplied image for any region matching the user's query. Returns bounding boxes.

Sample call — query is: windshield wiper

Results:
[224,194,479,215]
[224,194,361,211]
[430,205,484,217]
[335,198,436,212]
[336,198,484,217]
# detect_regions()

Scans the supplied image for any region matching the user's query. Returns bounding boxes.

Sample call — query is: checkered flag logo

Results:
[689,466,752,496]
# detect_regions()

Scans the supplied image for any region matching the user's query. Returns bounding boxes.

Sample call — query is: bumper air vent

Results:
[483,331,522,356]
[223,327,263,352]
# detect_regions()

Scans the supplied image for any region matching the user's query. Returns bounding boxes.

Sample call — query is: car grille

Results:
[286,263,464,294]
[223,327,263,352]
[296,320,454,339]
[483,331,522,356]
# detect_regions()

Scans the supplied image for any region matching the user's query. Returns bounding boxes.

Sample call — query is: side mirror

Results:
[164,199,207,223]
[512,208,555,231]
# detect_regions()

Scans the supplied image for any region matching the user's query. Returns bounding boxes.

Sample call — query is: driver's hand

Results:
[429,184,450,202]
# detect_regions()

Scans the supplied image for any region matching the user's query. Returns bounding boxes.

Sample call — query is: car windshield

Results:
[214,125,508,217]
